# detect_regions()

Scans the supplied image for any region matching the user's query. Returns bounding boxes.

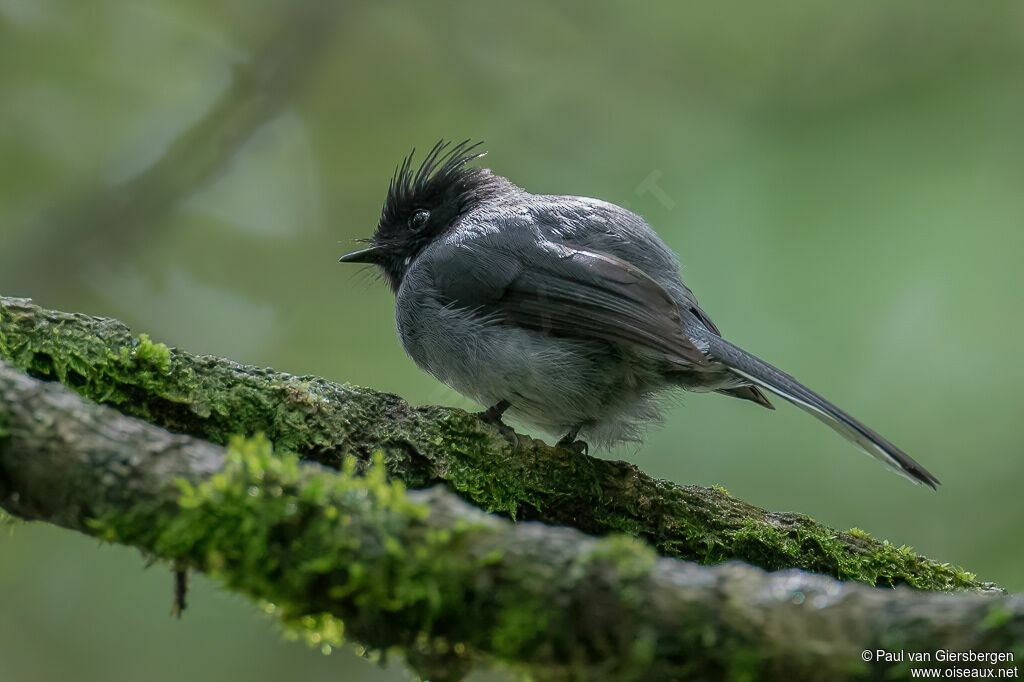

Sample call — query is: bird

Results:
[339,140,939,488]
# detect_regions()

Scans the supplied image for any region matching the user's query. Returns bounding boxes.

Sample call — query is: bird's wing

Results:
[428,234,709,367]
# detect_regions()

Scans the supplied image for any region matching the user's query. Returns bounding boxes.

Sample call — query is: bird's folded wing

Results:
[429,237,708,366]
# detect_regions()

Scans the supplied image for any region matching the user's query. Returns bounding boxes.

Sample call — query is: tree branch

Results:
[0,296,998,592]
[1,0,344,294]
[0,361,1020,682]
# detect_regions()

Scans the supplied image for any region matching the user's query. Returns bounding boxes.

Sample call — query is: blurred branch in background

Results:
[0,296,999,593]
[1,0,342,298]
[1,361,1022,682]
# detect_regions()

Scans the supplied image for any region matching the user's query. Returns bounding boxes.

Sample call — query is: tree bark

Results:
[0,296,999,593]
[0,361,1020,682]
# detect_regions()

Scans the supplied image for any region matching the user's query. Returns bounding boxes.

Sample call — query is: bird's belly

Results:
[395,300,662,440]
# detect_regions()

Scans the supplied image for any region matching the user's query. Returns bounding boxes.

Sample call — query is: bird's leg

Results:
[478,399,511,425]
[556,425,588,456]
[477,399,517,446]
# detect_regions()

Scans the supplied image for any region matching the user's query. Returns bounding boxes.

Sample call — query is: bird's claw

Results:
[495,422,520,448]
[556,435,589,456]
[478,399,510,424]
[476,400,518,447]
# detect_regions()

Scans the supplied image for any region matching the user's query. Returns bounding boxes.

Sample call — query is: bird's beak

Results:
[338,245,384,264]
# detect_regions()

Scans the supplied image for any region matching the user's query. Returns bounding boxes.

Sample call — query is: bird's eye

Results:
[408,210,430,232]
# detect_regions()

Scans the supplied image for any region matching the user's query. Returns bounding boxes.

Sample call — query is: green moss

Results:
[430,412,528,518]
[91,434,676,676]
[492,602,551,659]
[0,304,177,415]
[487,534,660,673]
[89,436,496,661]
[731,518,801,563]
[0,299,346,455]
[582,534,657,579]
[709,515,985,592]
[725,648,762,682]
[1,298,999,595]
[981,604,1014,630]
[427,412,990,593]
[90,433,671,676]
[429,411,609,525]
[124,334,171,374]
[0,508,18,528]
[278,609,346,654]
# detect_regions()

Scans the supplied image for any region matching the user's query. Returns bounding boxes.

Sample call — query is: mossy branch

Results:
[1,361,1021,682]
[0,296,998,592]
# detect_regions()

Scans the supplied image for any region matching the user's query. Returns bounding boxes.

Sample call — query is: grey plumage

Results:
[340,140,939,488]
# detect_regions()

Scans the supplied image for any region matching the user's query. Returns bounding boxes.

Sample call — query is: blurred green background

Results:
[2,1,1023,680]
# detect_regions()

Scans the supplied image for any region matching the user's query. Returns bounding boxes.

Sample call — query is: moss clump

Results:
[429,411,529,518]
[88,436,496,664]
[429,410,609,523]
[697,513,988,592]
[95,436,429,611]
[0,302,177,414]
[491,601,552,660]
[0,298,366,460]
[81,435,676,678]
[122,334,171,374]
[426,410,991,593]
[582,534,657,580]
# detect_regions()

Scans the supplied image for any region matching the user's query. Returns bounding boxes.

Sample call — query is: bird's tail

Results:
[703,334,939,488]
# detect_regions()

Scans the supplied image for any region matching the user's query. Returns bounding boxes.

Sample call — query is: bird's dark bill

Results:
[338,246,384,263]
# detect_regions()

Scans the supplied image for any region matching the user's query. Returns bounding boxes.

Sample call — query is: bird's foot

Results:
[491,422,519,446]
[478,399,511,425]
[556,430,589,456]
[476,400,518,446]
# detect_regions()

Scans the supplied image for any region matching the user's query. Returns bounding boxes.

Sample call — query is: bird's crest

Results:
[381,139,488,228]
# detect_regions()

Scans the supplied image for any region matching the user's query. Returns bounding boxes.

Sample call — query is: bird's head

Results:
[339,140,497,292]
